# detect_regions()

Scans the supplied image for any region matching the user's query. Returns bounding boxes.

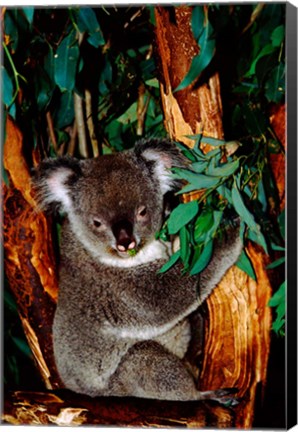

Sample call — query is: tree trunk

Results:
[154,6,272,429]
[3,117,62,390]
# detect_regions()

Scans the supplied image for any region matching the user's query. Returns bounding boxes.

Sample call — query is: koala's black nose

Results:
[112,220,136,252]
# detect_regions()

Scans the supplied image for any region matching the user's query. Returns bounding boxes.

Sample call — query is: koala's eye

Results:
[93,218,102,228]
[137,206,147,220]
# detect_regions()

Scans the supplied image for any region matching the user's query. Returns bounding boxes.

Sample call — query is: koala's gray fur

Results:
[33,138,242,401]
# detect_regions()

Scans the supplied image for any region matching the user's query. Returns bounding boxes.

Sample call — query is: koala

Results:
[33,138,242,401]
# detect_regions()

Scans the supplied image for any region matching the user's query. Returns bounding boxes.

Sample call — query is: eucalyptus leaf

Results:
[53,90,75,129]
[22,7,34,25]
[231,183,261,233]
[4,10,19,52]
[76,7,105,47]
[2,66,14,107]
[44,46,55,82]
[278,209,285,240]
[174,35,215,92]
[173,168,220,190]
[12,336,32,357]
[244,44,275,77]
[206,159,239,177]
[236,250,256,281]
[194,211,214,243]
[247,228,268,255]
[264,62,285,103]
[175,17,215,92]
[192,160,209,173]
[271,25,285,47]
[201,136,226,147]
[268,281,285,308]
[158,250,180,274]
[266,256,285,270]
[34,65,54,111]
[271,243,285,252]
[180,226,191,267]
[117,102,138,124]
[217,185,232,204]
[167,200,199,235]
[190,240,213,275]
[54,31,79,92]
[191,6,205,41]
[145,78,160,88]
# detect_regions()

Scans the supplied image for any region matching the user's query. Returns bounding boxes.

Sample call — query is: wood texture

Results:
[3,116,61,389]
[154,6,273,429]
[3,390,234,427]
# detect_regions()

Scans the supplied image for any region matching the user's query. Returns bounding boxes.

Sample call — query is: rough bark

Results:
[154,6,272,429]
[269,103,286,211]
[3,117,62,390]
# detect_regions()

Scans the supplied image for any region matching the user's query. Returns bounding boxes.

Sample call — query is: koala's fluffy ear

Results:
[134,138,188,194]
[32,156,82,212]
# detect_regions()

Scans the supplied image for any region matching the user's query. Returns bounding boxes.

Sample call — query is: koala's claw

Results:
[199,387,239,405]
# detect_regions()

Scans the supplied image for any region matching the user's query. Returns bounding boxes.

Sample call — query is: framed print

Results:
[1,2,297,429]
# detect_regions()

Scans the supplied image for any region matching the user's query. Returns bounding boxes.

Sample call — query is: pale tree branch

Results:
[85,89,99,157]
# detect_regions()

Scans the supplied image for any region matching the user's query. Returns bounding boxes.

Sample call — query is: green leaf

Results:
[271,243,285,252]
[4,10,19,52]
[231,183,261,233]
[175,18,215,92]
[167,200,199,235]
[264,63,285,103]
[2,66,14,107]
[12,336,32,358]
[278,209,285,240]
[194,211,214,243]
[173,168,220,191]
[244,44,275,77]
[268,281,285,308]
[44,45,55,82]
[145,78,160,88]
[217,185,232,204]
[53,90,75,129]
[200,136,226,147]
[34,65,54,111]
[236,250,256,281]
[174,39,215,92]
[266,256,285,270]
[206,159,239,177]
[158,250,180,274]
[192,160,209,173]
[271,25,285,47]
[191,6,205,41]
[54,31,79,92]
[22,7,34,25]
[117,102,138,124]
[76,7,105,47]
[179,225,191,267]
[190,240,213,275]
[247,228,268,255]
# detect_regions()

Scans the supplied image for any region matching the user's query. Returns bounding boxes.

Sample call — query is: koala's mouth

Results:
[108,239,145,259]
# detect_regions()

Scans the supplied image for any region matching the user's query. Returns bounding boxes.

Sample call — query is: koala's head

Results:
[33,138,187,265]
